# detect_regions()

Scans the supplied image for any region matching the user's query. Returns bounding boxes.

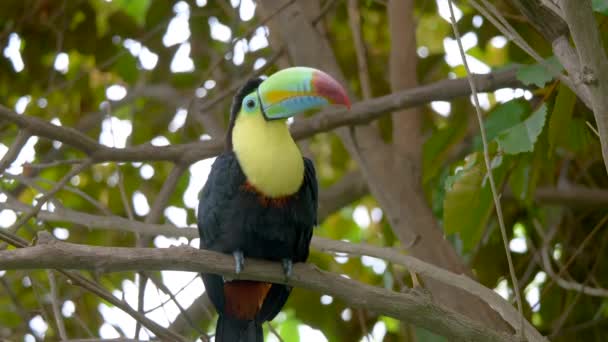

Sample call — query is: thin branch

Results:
[0,130,30,174]
[539,215,608,298]
[446,0,525,337]
[25,159,89,169]
[168,292,214,334]
[268,323,285,342]
[65,339,159,342]
[0,69,521,164]
[136,164,188,338]
[145,273,209,340]
[0,277,41,340]
[1,158,93,242]
[48,270,68,341]
[196,47,285,115]
[0,232,519,342]
[561,0,608,174]
[2,176,113,218]
[347,0,373,99]
[531,214,608,311]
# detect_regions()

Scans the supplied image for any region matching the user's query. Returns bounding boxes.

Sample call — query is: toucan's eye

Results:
[245,99,256,110]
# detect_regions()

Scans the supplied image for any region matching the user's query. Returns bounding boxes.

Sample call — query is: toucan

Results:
[197,67,350,341]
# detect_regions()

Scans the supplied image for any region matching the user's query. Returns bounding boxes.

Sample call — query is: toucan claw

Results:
[233,250,245,274]
[281,259,293,280]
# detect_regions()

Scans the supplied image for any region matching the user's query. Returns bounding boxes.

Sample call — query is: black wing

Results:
[295,157,317,262]
[197,152,244,314]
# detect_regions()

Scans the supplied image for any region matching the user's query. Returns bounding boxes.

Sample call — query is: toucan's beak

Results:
[257,66,351,120]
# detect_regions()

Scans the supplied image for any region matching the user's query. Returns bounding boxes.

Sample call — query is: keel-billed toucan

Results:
[197,67,350,341]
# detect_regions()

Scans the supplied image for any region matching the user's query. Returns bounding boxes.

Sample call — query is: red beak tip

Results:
[313,70,351,109]
[345,97,352,109]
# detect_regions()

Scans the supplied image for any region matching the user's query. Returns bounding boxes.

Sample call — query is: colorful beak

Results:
[257,66,351,120]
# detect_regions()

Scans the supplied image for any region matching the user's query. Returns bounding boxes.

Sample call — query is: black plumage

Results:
[197,79,318,341]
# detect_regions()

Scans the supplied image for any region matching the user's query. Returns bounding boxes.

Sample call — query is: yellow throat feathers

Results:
[232,112,304,198]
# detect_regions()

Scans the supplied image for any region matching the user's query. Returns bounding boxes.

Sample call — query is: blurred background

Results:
[1,0,608,341]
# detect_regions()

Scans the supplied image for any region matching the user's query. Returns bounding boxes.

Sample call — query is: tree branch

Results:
[0,201,544,341]
[0,130,30,174]
[0,232,520,342]
[0,69,521,164]
[561,0,608,174]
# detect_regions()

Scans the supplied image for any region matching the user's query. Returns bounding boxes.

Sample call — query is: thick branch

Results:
[0,233,518,342]
[561,0,608,174]
[506,0,592,107]
[0,201,544,340]
[0,69,521,164]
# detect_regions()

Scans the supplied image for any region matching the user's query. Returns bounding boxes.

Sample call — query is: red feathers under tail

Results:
[215,281,270,342]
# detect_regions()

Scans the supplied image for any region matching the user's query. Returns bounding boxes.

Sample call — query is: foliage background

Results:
[1,0,608,341]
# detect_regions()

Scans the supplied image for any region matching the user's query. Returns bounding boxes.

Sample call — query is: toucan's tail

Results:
[215,315,262,342]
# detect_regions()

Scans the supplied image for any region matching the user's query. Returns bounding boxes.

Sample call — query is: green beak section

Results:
[257,66,350,120]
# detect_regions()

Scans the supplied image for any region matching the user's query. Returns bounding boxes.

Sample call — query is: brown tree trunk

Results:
[257,0,511,332]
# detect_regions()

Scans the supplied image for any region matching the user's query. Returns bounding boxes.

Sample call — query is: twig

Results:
[48,270,68,340]
[446,0,525,338]
[347,0,373,99]
[531,214,608,312]
[268,323,285,342]
[0,130,30,174]
[143,273,198,313]
[539,215,608,298]
[196,47,285,114]
[3,173,112,215]
[25,159,89,169]
[357,309,370,342]
[145,273,208,340]
[550,225,608,338]
[0,277,41,340]
[168,293,215,334]
[312,0,339,24]
[136,163,187,337]
[0,158,93,249]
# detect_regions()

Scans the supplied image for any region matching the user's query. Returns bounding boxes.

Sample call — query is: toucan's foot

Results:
[233,250,245,274]
[281,259,293,280]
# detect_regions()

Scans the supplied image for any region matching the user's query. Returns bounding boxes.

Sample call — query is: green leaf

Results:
[565,117,596,154]
[593,0,608,15]
[444,153,510,252]
[509,158,532,202]
[423,109,468,184]
[484,100,526,141]
[416,327,448,342]
[280,317,301,342]
[548,84,576,155]
[112,0,150,26]
[496,104,548,154]
[516,57,563,87]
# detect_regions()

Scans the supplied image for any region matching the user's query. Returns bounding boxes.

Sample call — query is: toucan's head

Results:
[226,67,350,149]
